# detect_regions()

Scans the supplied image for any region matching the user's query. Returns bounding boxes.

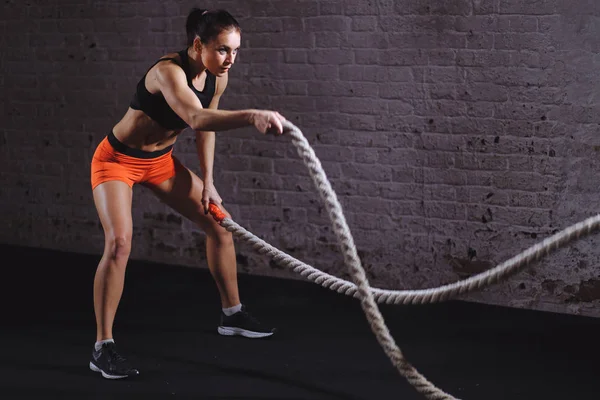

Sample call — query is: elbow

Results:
[189,114,209,131]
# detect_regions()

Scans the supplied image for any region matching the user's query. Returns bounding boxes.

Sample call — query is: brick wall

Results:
[2,0,600,317]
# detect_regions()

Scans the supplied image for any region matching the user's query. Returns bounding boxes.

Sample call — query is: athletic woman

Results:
[89,8,285,379]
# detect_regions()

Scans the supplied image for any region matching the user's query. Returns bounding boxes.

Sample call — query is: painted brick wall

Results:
[2,0,600,317]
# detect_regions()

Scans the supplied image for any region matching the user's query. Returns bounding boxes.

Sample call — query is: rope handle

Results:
[208,203,226,223]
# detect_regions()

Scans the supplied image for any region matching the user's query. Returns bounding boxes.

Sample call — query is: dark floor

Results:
[1,243,599,400]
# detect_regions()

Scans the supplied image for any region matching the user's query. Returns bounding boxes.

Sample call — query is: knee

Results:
[105,234,132,262]
[208,227,234,247]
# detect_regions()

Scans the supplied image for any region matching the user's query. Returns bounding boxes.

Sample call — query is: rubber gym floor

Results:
[2,243,598,399]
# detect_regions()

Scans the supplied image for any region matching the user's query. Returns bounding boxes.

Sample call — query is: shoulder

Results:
[152,54,185,82]
[155,52,183,70]
[160,51,181,60]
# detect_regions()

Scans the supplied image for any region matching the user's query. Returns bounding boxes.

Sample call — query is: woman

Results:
[89,8,285,379]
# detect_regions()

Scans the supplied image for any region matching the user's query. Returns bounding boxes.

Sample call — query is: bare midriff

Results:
[112,108,183,152]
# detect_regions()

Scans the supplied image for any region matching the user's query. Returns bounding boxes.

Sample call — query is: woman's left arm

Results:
[196,73,228,213]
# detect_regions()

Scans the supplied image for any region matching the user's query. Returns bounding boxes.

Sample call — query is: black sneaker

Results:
[89,342,139,379]
[218,306,276,338]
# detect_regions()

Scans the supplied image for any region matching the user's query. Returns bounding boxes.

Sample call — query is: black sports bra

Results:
[129,49,216,130]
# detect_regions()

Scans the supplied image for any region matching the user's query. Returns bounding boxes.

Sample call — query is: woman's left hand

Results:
[202,181,223,214]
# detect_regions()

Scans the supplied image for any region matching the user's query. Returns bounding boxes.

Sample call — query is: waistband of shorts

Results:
[107,131,173,159]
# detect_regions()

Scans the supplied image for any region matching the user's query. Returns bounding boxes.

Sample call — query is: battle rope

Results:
[209,204,600,306]
[208,120,600,400]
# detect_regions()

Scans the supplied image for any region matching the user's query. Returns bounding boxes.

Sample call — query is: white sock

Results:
[95,338,114,351]
[222,303,242,316]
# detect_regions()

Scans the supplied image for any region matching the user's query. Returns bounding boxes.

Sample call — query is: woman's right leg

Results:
[92,180,133,341]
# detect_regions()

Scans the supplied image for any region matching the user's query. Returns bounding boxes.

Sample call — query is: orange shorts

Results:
[91,131,183,190]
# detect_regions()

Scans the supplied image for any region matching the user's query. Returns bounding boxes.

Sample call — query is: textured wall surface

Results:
[2,0,600,317]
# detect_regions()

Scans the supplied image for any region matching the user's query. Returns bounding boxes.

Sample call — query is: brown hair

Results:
[186,8,241,46]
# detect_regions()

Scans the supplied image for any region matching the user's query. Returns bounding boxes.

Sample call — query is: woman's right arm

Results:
[155,62,285,134]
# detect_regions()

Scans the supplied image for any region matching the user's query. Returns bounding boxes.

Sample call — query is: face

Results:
[198,29,241,77]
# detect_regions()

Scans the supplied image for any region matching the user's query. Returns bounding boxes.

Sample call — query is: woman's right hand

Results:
[250,110,286,135]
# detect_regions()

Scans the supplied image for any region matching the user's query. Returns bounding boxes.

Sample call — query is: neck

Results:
[186,47,206,77]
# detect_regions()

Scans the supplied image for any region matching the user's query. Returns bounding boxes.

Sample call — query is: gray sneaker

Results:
[89,342,139,379]
[217,306,276,338]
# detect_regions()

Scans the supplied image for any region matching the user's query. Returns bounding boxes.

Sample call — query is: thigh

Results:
[93,180,134,238]
[143,162,228,232]
[91,137,141,190]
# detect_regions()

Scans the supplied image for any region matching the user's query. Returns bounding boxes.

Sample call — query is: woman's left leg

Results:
[145,163,240,308]
[145,160,275,338]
